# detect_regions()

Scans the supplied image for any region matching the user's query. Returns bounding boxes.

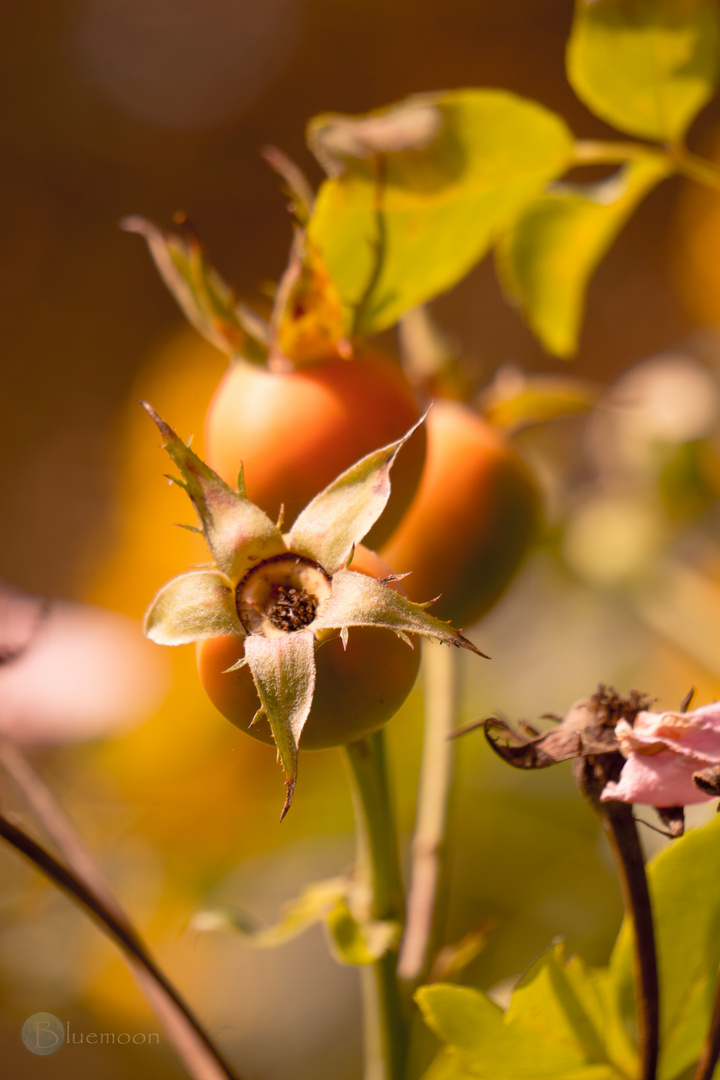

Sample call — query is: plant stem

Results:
[693,969,720,1080]
[671,149,720,193]
[602,802,658,1080]
[345,730,408,1080]
[571,139,670,167]
[0,812,241,1080]
[578,757,659,1080]
[398,643,459,984]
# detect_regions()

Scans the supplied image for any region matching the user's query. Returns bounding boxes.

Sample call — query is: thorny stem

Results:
[398,643,459,984]
[693,972,720,1080]
[345,730,408,1080]
[0,812,241,1080]
[578,760,659,1080]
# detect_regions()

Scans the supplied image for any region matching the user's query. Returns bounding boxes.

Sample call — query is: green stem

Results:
[398,644,459,984]
[345,731,408,1080]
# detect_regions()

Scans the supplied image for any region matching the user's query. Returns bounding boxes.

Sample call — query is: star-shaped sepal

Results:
[144,406,485,816]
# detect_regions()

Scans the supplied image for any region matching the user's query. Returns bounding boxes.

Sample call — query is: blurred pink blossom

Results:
[600,704,720,807]
[0,583,169,744]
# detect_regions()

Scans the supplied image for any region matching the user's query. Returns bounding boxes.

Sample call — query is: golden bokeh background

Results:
[3,2,720,1078]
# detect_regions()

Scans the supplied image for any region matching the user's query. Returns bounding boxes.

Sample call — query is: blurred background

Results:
[3,0,720,1077]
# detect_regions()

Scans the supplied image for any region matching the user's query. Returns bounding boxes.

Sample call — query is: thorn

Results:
[378,572,411,585]
[248,706,265,726]
[276,503,285,531]
[448,717,487,739]
[680,687,695,712]
[280,775,297,821]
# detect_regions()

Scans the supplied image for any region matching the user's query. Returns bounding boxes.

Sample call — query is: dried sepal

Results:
[243,632,316,819]
[144,570,241,645]
[144,404,286,581]
[288,416,425,574]
[316,570,488,657]
[122,215,268,362]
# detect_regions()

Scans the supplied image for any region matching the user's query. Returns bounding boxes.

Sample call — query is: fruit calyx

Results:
[235,554,332,637]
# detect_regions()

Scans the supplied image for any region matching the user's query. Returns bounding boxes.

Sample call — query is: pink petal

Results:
[617,706,720,765]
[0,590,170,744]
[601,750,715,807]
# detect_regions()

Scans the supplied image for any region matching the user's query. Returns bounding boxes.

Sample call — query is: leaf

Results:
[422,1048,479,1080]
[122,216,268,361]
[495,155,671,358]
[507,943,636,1079]
[144,570,241,645]
[191,879,398,966]
[324,898,400,965]
[417,975,621,1079]
[191,877,348,945]
[287,417,425,573]
[566,0,720,144]
[307,89,574,335]
[144,404,286,582]
[308,99,443,175]
[478,370,600,432]
[609,812,720,1080]
[242,631,316,819]
[316,570,488,657]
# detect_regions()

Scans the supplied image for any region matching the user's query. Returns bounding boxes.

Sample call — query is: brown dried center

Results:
[235,553,332,638]
[266,585,318,632]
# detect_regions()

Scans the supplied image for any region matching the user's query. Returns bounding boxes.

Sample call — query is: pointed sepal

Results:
[122,215,268,362]
[144,569,241,644]
[288,416,426,573]
[317,570,488,656]
[144,404,286,581]
[243,631,317,818]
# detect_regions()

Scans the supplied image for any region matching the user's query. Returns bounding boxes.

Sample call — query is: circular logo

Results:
[22,1013,64,1055]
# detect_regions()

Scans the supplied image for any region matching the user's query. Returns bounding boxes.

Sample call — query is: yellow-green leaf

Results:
[566,0,720,143]
[495,154,671,358]
[307,89,573,335]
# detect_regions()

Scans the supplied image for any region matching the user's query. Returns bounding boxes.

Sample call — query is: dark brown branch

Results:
[0,813,241,1080]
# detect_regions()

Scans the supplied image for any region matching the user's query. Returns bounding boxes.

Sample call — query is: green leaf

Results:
[191,877,348,944]
[307,89,573,335]
[144,404,286,581]
[122,216,268,361]
[324,898,400,965]
[495,154,671,358]
[144,569,241,645]
[417,976,620,1079]
[190,879,398,965]
[287,417,424,573]
[507,943,636,1079]
[317,570,488,657]
[243,631,316,819]
[478,371,600,431]
[610,813,720,1080]
[566,0,720,143]
[422,1049,479,1080]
